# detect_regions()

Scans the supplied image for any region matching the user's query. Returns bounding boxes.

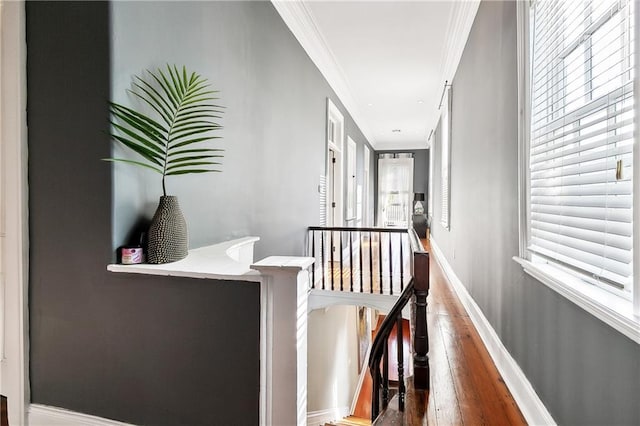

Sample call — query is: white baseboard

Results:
[429,238,556,426]
[306,406,349,426]
[29,404,135,426]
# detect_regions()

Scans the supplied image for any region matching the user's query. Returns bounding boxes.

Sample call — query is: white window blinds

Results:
[529,0,635,289]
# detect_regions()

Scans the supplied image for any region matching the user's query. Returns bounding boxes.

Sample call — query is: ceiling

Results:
[273,0,480,150]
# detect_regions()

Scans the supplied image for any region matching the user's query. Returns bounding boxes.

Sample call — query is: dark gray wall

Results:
[430,2,640,425]
[28,1,377,424]
[27,2,260,425]
[373,149,429,224]
[110,1,374,258]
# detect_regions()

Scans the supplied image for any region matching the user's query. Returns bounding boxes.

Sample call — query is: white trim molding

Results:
[634,0,640,317]
[270,0,376,148]
[1,1,29,425]
[515,0,531,259]
[29,405,135,426]
[429,239,556,426]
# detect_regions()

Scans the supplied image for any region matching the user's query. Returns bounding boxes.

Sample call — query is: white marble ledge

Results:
[107,236,262,282]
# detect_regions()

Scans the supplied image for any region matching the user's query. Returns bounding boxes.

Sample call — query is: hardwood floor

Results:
[1,395,7,426]
[373,238,527,425]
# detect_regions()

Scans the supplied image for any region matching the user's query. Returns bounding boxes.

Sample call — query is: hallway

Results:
[373,238,527,425]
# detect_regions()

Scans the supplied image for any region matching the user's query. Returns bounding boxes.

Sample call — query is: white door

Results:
[363,146,371,226]
[327,149,338,226]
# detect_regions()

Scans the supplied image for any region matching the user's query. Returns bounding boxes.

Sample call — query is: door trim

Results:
[0,1,29,424]
[326,98,344,227]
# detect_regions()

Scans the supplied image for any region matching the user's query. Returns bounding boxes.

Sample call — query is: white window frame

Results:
[440,86,452,230]
[515,0,640,344]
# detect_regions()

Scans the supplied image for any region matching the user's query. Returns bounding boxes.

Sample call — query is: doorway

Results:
[363,146,371,226]
[326,99,344,228]
[327,149,343,227]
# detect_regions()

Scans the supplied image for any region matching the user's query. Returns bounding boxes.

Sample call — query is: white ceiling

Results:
[273,0,480,150]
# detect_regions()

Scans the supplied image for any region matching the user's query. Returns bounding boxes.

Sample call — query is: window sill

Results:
[513,256,640,344]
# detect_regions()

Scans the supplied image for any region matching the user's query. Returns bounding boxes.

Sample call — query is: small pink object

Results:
[121,247,143,264]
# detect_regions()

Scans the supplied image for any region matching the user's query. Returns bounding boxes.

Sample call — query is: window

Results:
[377,154,414,228]
[428,131,434,219]
[441,85,452,230]
[518,0,640,339]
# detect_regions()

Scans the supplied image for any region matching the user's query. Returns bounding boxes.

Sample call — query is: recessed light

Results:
[392,129,401,133]
[417,100,424,104]
[367,103,373,107]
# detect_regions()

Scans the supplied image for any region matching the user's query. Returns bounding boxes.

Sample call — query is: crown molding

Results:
[441,0,481,84]
[429,0,480,137]
[271,0,377,149]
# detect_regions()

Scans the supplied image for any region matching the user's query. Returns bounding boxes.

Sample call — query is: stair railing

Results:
[367,229,430,421]
[307,226,410,295]
[368,279,413,420]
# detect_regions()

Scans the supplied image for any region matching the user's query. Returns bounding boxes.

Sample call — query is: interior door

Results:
[327,149,336,226]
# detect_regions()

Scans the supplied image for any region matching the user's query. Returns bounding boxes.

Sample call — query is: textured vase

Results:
[147,195,188,264]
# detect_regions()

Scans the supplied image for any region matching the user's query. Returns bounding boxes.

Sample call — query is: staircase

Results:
[325,415,371,426]
[306,227,430,426]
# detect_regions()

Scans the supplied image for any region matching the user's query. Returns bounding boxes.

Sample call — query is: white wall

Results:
[307,306,360,419]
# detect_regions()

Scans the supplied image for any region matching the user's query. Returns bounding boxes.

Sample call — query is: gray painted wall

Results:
[429,2,640,425]
[111,1,375,259]
[27,2,261,424]
[26,1,380,424]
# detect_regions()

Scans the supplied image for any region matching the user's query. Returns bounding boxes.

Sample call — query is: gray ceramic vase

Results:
[147,195,188,264]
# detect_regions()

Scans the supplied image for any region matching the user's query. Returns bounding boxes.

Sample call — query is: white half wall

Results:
[307,305,360,422]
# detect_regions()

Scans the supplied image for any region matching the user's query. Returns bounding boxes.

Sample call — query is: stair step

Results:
[326,415,371,426]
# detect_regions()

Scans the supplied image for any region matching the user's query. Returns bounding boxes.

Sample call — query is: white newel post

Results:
[252,256,314,426]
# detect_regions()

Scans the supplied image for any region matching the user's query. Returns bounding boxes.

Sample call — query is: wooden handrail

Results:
[367,229,431,422]
[305,225,430,420]
[368,280,414,420]
[308,225,407,233]
[408,227,426,254]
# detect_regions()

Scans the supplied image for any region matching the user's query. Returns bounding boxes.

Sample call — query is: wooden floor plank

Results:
[373,238,527,425]
[429,313,464,426]
[1,395,7,426]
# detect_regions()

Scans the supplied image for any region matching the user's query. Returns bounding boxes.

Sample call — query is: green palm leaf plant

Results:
[106,64,224,196]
